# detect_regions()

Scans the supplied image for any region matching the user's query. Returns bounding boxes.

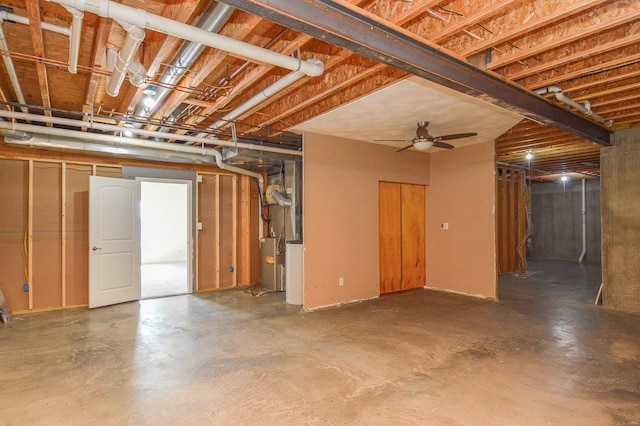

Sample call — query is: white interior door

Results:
[89,176,141,308]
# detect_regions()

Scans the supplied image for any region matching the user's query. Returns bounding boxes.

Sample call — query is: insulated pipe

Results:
[0,18,28,112]
[0,110,302,156]
[133,2,234,121]
[579,179,587,262]
[64,6,83,73]
[535,86,613,127]
[0,10,71,36]
[48,0,324,77]
[206,63,320,131]
[106,20,145,96]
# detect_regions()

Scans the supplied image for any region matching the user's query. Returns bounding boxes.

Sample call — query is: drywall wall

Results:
[425,141,497,299]
[531,179,601,262]
[303,133,430,309]
[141,182,188,264]
[601,128,640,314]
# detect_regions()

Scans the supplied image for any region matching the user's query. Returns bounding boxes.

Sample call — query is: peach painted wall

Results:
[302,133,430,309]
[425,141,497,299]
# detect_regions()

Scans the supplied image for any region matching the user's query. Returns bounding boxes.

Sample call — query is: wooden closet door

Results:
[379,182,426,294]
[401,184,426,289]
[379,182,402,294]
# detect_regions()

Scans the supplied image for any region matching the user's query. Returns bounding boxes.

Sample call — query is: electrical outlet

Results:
[339,277,344,287]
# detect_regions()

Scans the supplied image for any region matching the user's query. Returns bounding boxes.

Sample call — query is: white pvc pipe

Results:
[0,11,71,36]
[535,86,612,127]
[208,63,317,130]
[64,6,83,73]
[579,179,587,262]
[48,0,324,77]
[127,61,147,87]
[107,20,145,96]
[0,19,28,112]
[0,110,302,156]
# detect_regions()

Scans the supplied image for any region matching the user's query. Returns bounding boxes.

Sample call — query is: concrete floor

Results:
[1,260,639,425]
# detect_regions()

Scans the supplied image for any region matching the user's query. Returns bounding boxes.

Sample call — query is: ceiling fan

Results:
[376,121,478,152]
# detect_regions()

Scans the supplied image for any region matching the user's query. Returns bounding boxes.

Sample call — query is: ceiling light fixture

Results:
[413,139,434,151]
[525,150,534,161]
[560,172,569,182]
[123,121,134,137]
[142,85,156,96]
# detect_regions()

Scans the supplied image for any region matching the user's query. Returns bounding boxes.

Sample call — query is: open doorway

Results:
[497,166,602,306]
[140,180,191,299]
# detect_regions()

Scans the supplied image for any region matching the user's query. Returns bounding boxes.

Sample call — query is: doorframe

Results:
[137,177,194,294]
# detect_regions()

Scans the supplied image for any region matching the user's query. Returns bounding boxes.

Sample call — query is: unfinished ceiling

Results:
[0,0,637,177]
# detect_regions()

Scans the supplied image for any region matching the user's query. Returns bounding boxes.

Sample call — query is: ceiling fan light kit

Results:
[413,140,434,150]
[375,121,477,153]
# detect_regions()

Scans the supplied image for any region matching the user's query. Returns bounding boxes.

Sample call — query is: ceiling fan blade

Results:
[432,141,454,149]
[437,132,477,141]
[374,139,410,142]
[396,144,414,153]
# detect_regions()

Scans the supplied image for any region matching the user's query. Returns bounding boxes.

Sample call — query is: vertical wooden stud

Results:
[507,170,516,273]
[238,175,251,285]
[27,160,34,310]
[61,162,67,306]
[215,174,221,288]
[500,168,508,274]
[232,175,238,287]
[195,174,200,292]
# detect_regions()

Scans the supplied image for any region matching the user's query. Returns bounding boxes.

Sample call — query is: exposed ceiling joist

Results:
[219,0,611,146]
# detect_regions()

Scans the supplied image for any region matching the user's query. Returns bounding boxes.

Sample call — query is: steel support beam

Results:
[219,0,611,146]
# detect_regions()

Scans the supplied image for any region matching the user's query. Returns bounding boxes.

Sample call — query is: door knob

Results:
[91,246,102,251]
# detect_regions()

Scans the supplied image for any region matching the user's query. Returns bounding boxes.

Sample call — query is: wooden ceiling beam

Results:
[25,0,52,122]
[505,32,640,81]
[488,1,640,70]
[455,0,604,59]
[525,52,640,91]
[429,0,519,44]
[83,17,111,116]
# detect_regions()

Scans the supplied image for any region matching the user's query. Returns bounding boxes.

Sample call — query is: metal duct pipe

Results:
[268,188,293,208]
[106,20,145,96]
[206,62,320,131]
[64,6,83,73]
[535,86,613,127]
[47,0,324,77]
[0,110,302,156]
[0,17,28,112]
[579,179,587,262]
[0,10,71,35]
[133,2,235,121]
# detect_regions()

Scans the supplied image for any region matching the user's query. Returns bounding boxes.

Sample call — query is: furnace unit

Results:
[260,237,285,291]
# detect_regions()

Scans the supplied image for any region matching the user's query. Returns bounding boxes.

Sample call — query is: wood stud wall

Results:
[496,166,528,274]
[0,153,253,313]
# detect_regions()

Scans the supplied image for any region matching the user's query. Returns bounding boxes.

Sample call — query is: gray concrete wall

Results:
[601,128,640,314]
[531,179,601,262]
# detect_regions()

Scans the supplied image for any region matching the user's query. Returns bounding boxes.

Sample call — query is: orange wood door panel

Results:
[401,184,426,290]
[379,182,402,294]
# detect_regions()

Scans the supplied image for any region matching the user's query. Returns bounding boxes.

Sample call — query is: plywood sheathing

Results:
[444,0,604,58]
[0,159,29,312]
[219,175,235,288]
[64,164,91,306]
[488,1,640,70]
[32,162,62,309]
